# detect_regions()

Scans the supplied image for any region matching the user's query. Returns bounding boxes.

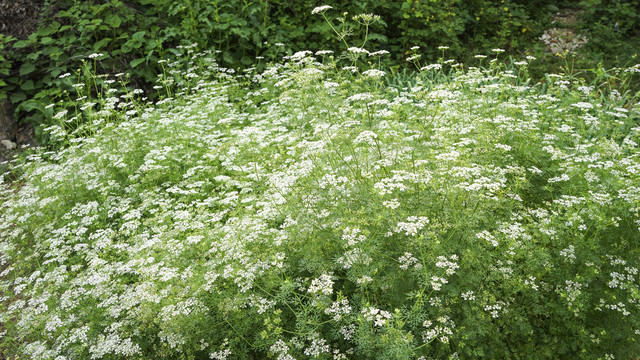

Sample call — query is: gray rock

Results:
[1,139,16,149]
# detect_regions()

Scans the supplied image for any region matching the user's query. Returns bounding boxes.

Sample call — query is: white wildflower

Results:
[308,274,334,295]
[382,198,400,209]
[342,227,366,246]
[362,307,392,326]
[324,299,351,321]
[430,276,448,291]
[368,50,390,57]
[304,337,330,357]
[362,69,386,79]
[311,5,332,14]
[347,47,369,55]
[571,102,594,110]
[395,216,429,236]
[435,255,459,275]
[461,291,475,300]
[398,252,421,270]
[340,325,356,340]
[421,63,442,71]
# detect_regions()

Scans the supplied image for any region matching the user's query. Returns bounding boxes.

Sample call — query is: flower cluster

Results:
[361,307,392,326]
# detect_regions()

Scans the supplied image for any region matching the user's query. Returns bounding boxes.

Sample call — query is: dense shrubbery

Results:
[577,0,640,64]
[0,0,558,141]
[1,10,640,356]
[579,0,640,35]
[3,0,640,142]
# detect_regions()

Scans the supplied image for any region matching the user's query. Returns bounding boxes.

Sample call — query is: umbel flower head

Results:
[312,5,332,15]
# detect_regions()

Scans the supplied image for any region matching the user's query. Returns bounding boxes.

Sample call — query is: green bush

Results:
[579,0,640,35]
[137,0,273,64]
[1,0,171,142]
[9,0,640,146]
[577,0,640,65]
[0,0,561,144]
[392,0,545,59]
[0,34,13,99]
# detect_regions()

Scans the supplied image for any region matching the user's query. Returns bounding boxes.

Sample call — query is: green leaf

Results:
[121,42,133,52]
[132,31,147,42]
[43,46,62,58]
[10,92,27,104]
[64,34,77,44]
[144,39,159,51]
[222,52,234,64]
[40,37,55,45]
[105,14,122,28]
[57,53,69,63]
[36,22,60,36]
[19,62,36,76]
[13,40,31,48]
[20,80,35,91]
[35,88,57,100]
[130,58,145,68]
[94,38,111,50]
[26,51,41,60]
[17,99,45,114]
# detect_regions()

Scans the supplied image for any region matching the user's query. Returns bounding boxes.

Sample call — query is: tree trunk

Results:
[0,99,16,141]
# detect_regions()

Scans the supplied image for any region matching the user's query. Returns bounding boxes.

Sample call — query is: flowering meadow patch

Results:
[1,45,640,359]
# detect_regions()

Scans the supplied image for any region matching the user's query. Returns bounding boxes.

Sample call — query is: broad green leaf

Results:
[19,62,36,76]
[64,34,77,44]
[130,58,145,68]
[40,37,55,45]
[26,51,41,60]
[121,42,133,52]
[144,39,158,51]
[9,91,26,104]
[43,46,62,57]
[13,40,31,48]
[20,80,35,91]
[17,99,44,113]
[132,31,147,42]
[94,38,111,50]
[36,21,60,36]
[105,14,122,28]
